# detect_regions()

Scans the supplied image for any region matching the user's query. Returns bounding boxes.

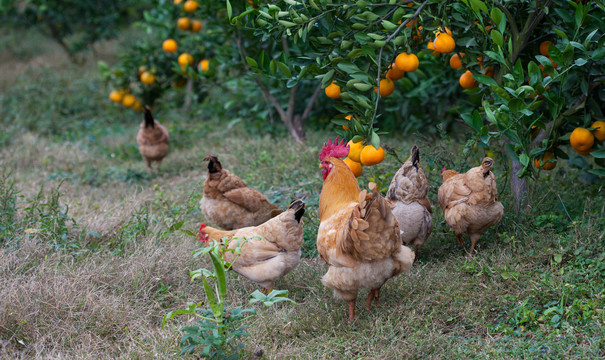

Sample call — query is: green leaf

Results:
[370,131,380,149]
[490,8,503,28]
[226,0,232,20]
[592,47,605,61]
[490,30,503,48]
[321,69,335,87]
[279,20,297,27]
[337,62,362,74]
[590,149,605,158]
[483,100,497,124]
[587,169,605,176]
[519,153,530,167]
[474,74,498,87]
[202,277,220,319]
[381,20,398,31]
[484,50,506,65]
[209,251,227,304]
[277,62,292,77]
[353,83,373,91]
[246,56,258,68]
[469,0,488,14]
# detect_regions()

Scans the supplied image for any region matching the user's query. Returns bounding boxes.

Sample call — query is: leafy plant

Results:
[163,237,294,359]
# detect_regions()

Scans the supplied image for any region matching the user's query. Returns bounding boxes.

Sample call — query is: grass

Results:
[0,29,604,359]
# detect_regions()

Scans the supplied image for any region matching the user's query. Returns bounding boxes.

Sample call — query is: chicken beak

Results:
[319,163,323,168]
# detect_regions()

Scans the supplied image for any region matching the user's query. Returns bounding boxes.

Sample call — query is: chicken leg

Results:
[456,234,465,246]
[260,284,274,295]
[347,300,357,321]
[469,233,481,255]
[366,288,381,310]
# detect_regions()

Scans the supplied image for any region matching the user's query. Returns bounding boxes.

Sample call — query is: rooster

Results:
[438,157,504,254]
[137,106,169,170]
[198,199,305,293]
[386,145,432,251]
[200,155,282,230]
[317,138,415,320]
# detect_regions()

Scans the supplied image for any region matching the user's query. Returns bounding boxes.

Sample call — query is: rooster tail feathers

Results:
[288,199,306,223]
[410,145,420,168]
[143,106,155,128]
[203,155,222,173]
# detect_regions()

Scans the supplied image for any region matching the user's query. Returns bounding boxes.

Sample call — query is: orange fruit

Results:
[591,120,605,141]
[570,127,595,153]
[449,53,463,70]
[347,140,364,162]
[386,63,405,81]
[163,39,178,53]
[137,66,147,76]
[178,53,194,67]
[191,20,203,32]
[435,26,452,37]
[360,145,385,166]
[483,66,495,78]
[140,71,155,85]
[539,41,553,57]
[344,158,363,177]
[122,94,136,108]
[434,33,455,53]
[427,41,439,56]
[407,2,413,7]
[177,17,191,31]
[459,70,477,89]
[174,0,183,4]
[377,78,395,97]
[198,59,210,71]
[109,90,123,103]
[325,81,341,99]
[183,0,198,12]
[533,151,557,170]
[395,52,419,72]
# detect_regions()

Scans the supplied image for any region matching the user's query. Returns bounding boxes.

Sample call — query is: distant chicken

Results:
[438,157,504,254]
[198,199,305,293]
[386,145,432,251]
[200,155,282,230]
[137,106,169,169]
[317,138,415,320]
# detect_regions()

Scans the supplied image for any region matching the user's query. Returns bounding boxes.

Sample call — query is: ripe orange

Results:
[434,33,455,53]
[360,145,385,166]
[377,78,395,97]
[591,120,605,141]
[539,41,553,57]
[163,39,178,53]
[109,90,123,103]
[449,53,463,70]
[344,158,363,177]
[122,94,136,108]
[178,53,194,67]
[483,66,495,78]
[198,59,210,71]
[459,70,477,89]
[140,71,155,85]
[386,63,405,81]
[533,151,557,170]
[426,41,439,56]
[347,140,364,162]
[395,52,419,72]
[177,17,191,31]
[570,127,595,153]
[174,0,183,4]
[191,20,203,32]
[183,0,198,12]
[325,81,341,99]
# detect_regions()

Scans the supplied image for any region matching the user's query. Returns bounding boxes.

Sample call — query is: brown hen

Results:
[137,106,169,170]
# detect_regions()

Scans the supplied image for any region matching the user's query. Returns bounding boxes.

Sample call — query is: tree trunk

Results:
[184,79,194,108]
[510,159,528,214]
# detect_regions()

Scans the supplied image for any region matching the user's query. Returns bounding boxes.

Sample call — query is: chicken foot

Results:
[260,284,274,295]
[366,288,381,310]
[468,233,481,255]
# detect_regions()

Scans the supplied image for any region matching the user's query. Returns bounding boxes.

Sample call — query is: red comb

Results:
[442,166,446,173]
[319,136,350,162]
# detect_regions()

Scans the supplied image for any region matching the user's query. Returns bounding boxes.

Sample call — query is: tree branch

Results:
[494,2,519,41]
[512,0,553,64]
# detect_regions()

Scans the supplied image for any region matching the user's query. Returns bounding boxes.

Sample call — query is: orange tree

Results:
[243,0,605,209]
[2,0,152,64]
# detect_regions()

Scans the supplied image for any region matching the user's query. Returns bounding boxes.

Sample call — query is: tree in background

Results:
[241,0,605,211]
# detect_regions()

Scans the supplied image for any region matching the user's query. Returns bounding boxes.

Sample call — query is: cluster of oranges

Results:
[343,137,386,177]
[570,122,605,155]
[108,90,142,112]
[175,0,203,32]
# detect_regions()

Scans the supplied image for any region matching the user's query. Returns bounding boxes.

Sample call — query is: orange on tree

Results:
[174,0,183,4]
[539,41,553,57]
[198,59,210,71]
[426,41,439,56]
[449,53,463,70]
[360,145,385,166]
[325,81,341,99]
[533,151,557,170]
[109,90,123,103]
[343,115,356,130]
[344,158,363,177]
[178,53,194,67]
[347,140,364,162]
[376,78,395,97]
[386,63,405,81]
[483,66,495,78]
[590,120,605,141]
[140,71,155,85]
[435,26,452,37]
[433,33,455,53]
[459,70,477,89]
[177,17,191,31]
[191,20,202,32]
[122,94,136,107]
[395,52,419,72]
[183,0,198,12]
[569,127,595,153]
[163,39,178,53]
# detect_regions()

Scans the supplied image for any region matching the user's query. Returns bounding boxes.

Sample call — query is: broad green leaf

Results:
[484,50,506,65]
[483,100,497,124]
[519,153,530,167]
[246,56,258,68]
[381,20,398,31]
[490,8,503,28]
[202,277,220,319]
[209,251,227,304]
[226,0,232,19]
[277,61,292,77]
[490,30,503,48]
[353,83,373,91]
[590,149,605,158]
[575,58,587,66]
[321,69,335,87]
[474,74,498,87]
[279,20,297,27]
[587,169,605,176]
[370,131,380,149]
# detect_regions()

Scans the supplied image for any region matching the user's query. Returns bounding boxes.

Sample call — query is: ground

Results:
[0,29,603,359]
